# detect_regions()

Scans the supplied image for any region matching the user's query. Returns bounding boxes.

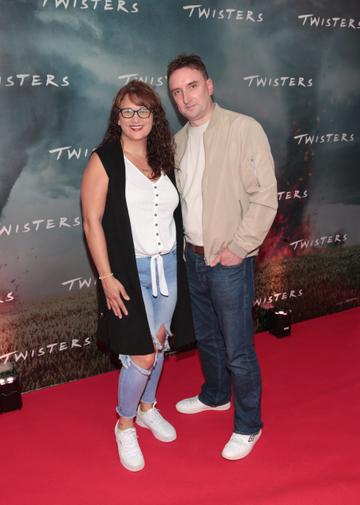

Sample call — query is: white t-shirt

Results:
[179,121,209,246]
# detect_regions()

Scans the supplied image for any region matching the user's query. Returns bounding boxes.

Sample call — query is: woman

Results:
[81,81,193,472]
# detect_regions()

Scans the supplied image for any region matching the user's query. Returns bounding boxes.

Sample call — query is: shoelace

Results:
[144,408,166,427]
[120,430,141,455]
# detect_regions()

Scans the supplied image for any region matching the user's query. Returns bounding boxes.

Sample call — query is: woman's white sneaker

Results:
[114,425,145,472]
[221,429,262,460]
[176,396,231,414]
[136,405,177,442]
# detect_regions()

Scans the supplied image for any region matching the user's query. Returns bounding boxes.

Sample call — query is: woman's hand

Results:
[101,276,130,318]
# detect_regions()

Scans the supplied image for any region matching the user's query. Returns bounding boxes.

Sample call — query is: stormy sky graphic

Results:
[0,0,359,298]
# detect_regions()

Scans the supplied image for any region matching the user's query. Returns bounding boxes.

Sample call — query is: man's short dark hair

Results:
[167,53,209,82]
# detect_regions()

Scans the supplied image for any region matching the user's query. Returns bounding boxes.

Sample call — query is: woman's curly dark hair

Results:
[100,80,175,177]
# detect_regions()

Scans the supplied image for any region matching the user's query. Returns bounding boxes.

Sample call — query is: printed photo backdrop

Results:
[1,0,359,391]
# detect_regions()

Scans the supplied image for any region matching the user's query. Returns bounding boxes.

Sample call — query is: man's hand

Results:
[210,247,244,267]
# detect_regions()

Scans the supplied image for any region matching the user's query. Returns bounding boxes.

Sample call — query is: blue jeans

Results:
[117,249,177,418]
[117,352,165,418]
[135,249,177,351]
[185,246,262,435]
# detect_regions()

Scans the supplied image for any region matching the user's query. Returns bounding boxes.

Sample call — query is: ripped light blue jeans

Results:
[117,249,177,418]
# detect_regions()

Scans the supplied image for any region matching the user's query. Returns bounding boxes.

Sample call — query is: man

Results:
[167,54,278,460]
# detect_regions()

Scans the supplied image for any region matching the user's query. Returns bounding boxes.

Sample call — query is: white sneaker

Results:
[136,405,177,442]
[221,429,262,460]
[176,396,231,414]
[114,424,145,472]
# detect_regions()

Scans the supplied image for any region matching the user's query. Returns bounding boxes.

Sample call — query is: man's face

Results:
[169,67,214,126]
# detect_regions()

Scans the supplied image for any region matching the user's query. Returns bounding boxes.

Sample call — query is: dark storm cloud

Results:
[1,0,359,216]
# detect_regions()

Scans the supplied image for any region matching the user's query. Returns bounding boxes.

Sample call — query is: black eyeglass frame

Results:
[117,107,152,119]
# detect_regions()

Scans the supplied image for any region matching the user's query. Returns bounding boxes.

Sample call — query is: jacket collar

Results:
[206,103,223,131]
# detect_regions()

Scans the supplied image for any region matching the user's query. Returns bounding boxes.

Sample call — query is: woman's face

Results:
[117,94,153,144]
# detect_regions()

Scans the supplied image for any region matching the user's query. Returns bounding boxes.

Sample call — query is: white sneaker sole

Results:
[221,431,262,460]
[222,451,254,461]
[135,417,177,443]
[176,401,231,414]
[120,456,145,472]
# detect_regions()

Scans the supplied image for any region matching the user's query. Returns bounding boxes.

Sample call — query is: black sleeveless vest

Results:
[95,141,194,355]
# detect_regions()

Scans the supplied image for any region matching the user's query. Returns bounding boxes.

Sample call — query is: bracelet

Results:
[99,272,114,280]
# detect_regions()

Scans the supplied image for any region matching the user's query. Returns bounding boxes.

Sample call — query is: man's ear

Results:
[207,78,214,97]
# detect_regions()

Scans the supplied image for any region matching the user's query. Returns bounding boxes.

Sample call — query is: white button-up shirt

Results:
[125,157,178,296]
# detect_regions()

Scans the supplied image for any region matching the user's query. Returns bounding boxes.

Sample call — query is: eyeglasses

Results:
[118,107,152,119]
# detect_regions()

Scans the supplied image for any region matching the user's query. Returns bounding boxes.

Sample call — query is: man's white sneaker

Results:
[221,429,262,460]
[114,425,145,472]
[136,405,177,442]
[175,396,231,414]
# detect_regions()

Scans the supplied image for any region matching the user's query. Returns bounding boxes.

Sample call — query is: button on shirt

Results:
[125,157,179,296]
[178,120,209,246]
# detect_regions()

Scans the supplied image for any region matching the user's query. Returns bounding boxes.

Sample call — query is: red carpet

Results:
[1,308,359,505]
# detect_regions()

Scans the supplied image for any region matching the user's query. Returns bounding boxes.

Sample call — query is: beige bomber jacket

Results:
[174,104,278,265]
